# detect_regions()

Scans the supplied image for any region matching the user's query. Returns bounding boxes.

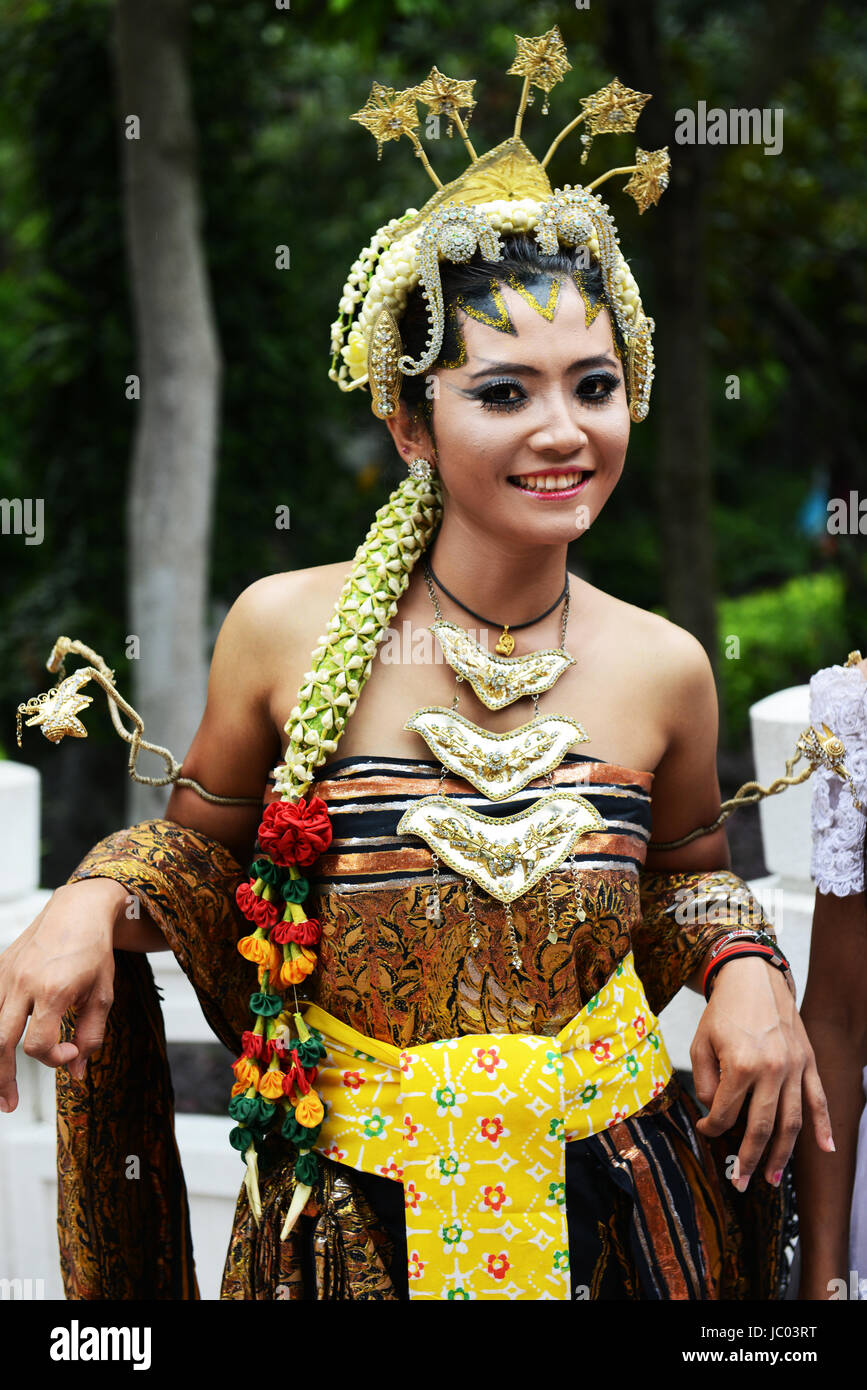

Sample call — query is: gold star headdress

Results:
[330,27,670,424]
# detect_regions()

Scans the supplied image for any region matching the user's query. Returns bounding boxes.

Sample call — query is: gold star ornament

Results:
[508,27,572,114]
[578,76,652,163]
[623,146,671,212]
[350,82,420,160]
[413,66,477,129]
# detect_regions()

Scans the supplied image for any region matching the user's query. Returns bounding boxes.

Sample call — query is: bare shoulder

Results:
[595,596,727,867]
[583,583,716,721]
[227,561,357,738]
[231,559,356,631]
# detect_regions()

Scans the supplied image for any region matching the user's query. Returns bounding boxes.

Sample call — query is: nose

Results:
[528,389,589,455]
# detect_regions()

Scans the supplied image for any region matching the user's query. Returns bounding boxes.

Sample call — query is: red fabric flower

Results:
[252,896,279,930]
[270,917,321,946]
[235,880,281,929]
[257,796,332,868]
[241,1029,264,1060]
[235,881,256,916]
[286,918,322,947]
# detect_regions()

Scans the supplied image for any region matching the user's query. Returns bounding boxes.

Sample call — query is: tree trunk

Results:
[112,0,220,822]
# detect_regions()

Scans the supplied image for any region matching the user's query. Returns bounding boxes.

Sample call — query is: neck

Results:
[426,510,570,628]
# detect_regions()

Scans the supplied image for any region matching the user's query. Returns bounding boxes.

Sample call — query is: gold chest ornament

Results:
[398,570,596,960]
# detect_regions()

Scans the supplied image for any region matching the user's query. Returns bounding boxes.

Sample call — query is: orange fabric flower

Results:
[280,945,317,987]
[237,930,272,968]
[294,1091,325,1128]
[258,1062,286,1100]
[232,1056,261,1087]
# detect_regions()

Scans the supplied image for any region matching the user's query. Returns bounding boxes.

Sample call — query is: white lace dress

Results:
[809,661,867,1297]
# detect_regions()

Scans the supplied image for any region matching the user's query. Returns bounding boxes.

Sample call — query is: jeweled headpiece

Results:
[329,28,671,423]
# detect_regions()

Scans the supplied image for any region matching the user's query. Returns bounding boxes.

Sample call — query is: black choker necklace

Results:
[423,555,569,656]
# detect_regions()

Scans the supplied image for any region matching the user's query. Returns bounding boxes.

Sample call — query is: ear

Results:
[384,400,435,464]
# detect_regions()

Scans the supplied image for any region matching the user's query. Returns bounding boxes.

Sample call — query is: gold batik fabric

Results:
[58,817,400,1300]
[57,816,790,1300]
[58,819,252,1298]
[634,868,780,1016]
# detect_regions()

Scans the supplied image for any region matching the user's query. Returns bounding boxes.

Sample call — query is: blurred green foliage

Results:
[716,570,847,737]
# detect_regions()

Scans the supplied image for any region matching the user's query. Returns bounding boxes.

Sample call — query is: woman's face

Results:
[389,275,631,548]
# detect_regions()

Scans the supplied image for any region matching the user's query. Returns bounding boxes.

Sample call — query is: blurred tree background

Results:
[0,0,864,884]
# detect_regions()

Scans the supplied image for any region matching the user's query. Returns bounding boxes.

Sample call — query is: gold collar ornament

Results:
[404,707,589,800]
[432,619,576,710]
[396,791,605,903]
[330,26,669,424]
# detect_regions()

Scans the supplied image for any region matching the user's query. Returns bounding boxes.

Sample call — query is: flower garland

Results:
[229,473,443,1233]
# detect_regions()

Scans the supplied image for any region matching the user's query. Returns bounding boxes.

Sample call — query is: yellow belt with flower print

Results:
[301,948,672,1300]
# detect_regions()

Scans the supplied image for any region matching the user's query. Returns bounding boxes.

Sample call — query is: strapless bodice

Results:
[306,751,654,890]
[287,753,655,1045]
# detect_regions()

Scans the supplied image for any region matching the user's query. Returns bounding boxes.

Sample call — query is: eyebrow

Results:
[465,354,620,380]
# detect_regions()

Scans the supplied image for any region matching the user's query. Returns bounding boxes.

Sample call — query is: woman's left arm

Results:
[640,627,834,1191]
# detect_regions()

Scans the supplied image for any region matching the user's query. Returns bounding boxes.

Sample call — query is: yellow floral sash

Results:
[302,949,672,1300]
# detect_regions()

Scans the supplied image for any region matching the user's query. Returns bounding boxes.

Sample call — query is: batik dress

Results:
[57,751,795,1300]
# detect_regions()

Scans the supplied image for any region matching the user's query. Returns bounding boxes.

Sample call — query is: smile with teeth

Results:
[508,470,588,491]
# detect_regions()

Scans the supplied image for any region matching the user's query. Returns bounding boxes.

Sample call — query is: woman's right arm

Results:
[0,574,293,1109]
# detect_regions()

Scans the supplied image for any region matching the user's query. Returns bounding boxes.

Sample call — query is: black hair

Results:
[396,231,629,442]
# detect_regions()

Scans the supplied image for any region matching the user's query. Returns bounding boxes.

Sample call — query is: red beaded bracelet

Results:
[702,943,779,1001]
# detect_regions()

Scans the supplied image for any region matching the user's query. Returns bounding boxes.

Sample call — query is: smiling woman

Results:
[3,30,824,1304]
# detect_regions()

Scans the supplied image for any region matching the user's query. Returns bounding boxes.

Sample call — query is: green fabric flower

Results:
[250,991,283,1018]
[294,1150,319,1185]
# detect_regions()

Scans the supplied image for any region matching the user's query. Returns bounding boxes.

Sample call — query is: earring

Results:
[408,456,435,481]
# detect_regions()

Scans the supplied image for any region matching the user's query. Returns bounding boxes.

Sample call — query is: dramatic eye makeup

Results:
[468,371,621,413]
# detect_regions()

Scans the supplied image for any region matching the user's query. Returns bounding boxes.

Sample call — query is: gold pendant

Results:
[396,791,606,904]
[495,625,515,656]
[432,621,575,710]
[404,707,590,800]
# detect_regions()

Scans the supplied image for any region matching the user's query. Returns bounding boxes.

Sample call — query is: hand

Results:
[689,956,834,1189]
[0,879,126,1113]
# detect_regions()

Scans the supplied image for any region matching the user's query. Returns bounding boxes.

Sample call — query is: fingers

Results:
[21,992,83,1072]
[693,1061,751,1142]
[66,983,114,1080]
[0,998,38,1113]
[689,1029,721,1112]
[803,1051,836,1154]
[727,1075,785,1191]
[760,1076,803,1187]
[691,1023,756,1141]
